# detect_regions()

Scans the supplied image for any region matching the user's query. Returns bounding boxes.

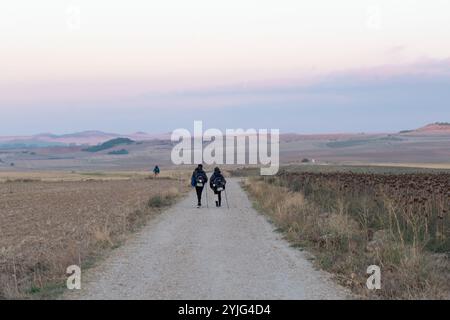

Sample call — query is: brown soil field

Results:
[0,176,188,298]
[0,169,190,183]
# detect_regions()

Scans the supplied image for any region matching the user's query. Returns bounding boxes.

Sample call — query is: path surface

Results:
[65,178,349,299]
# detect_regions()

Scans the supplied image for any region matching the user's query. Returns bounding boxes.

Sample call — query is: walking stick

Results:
[205,185,209,208]
[224,189,230,209]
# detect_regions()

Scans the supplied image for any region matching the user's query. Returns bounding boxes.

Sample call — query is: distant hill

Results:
[416,122,450,132]
[82,138,135,152]
[1,123,448,151]
[0,131,170,149]
[400,122,450,135]
[0,130,119,147]
[0,140,66,149]
[280,132,375,143]
[58,130,117,138]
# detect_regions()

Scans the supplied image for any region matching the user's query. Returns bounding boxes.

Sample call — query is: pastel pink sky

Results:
[1,1,449,134]
[2,1,450,97]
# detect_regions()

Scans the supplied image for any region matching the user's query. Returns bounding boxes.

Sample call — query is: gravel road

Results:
[65,178,349,299]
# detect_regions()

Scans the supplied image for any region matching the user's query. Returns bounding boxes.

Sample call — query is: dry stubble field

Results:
[0,172,188,299]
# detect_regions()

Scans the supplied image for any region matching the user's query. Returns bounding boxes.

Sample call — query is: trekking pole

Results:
[224,189,230,209]
[205,185,209,208]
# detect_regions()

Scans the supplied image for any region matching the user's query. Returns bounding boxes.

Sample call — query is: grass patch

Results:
[147,188,180,208]
[242,174,449,299]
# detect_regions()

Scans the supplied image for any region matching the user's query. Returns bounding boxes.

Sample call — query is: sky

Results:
[1,0,450,135]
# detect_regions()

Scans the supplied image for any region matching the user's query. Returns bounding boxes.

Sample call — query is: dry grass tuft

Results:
[243,173,449,300]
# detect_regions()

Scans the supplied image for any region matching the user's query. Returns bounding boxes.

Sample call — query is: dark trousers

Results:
[195,186,204,204]
[214,190,222,206]
[217,192,222,206]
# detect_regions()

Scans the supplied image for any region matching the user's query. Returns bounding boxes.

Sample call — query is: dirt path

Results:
[65,178,349,299]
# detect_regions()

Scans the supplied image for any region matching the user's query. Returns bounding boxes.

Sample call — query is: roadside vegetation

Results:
[107,149,129,155]
[242,166,449,299]
[0,172,189,299]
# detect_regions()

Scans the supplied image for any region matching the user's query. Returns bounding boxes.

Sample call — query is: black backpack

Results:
[195,172,205,187]
[214,176,225,190]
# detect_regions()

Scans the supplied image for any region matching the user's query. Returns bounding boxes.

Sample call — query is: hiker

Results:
[210,167,226,207]
[153,165,160,177]
[191,164,208,208]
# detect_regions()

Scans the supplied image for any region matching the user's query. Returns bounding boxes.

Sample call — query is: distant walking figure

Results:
[153,165,160,177]
[191,164,208,208]
[210,167,226,207]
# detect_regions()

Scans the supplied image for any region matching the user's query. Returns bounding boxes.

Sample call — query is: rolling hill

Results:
[0,131,170,148]
[400,122,450,135]
[0,123,449,170]
[82,138,135,152]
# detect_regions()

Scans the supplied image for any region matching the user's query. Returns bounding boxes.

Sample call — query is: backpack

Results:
[194,171,205,187]
[214,176,226,191]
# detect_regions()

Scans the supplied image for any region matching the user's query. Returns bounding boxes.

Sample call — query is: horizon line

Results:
[1,122,447,138]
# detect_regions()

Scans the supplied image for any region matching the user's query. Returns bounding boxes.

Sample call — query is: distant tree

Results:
[301,158,310,163]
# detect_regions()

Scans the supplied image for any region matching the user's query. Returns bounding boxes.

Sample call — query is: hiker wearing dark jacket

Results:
[191,164,208,207]
[210,167,226,207]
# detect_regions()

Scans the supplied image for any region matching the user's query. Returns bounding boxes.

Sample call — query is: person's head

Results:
[197,164,203,170]
[214,167,220,173]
